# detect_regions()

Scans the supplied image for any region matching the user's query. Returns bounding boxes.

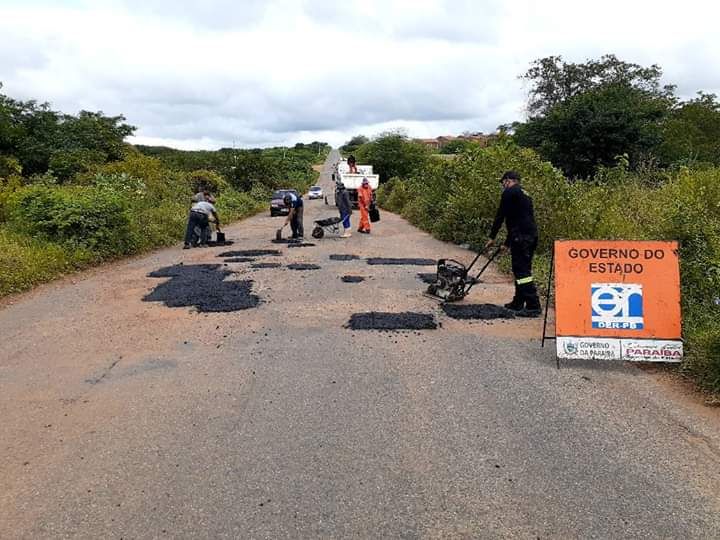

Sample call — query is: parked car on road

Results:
[308,186,323,200]
[270,189,299,216]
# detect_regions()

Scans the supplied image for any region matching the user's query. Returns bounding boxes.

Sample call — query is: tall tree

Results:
[658,92,720,165]
[522,54,673,117]
[515,83,668,178]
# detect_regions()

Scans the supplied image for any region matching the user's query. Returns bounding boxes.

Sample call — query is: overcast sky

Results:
[1,0,719,149]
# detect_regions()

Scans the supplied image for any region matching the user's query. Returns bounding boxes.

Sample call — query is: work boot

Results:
[504,296,524,311]
[517,295,542,318]
[183,243,191,249]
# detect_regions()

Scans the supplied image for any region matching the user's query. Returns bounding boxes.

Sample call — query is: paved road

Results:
[2,150,720,538]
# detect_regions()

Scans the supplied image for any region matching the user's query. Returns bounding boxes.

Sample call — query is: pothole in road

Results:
[347,312,438,330]
[341,275,365,283]
[330,254,360,261]
[287,263,321,271]
[366,258,436,266]
[218,250,281,257]
[224,257,255,263]
[251,262,282,269]
[144,264,260,312]
[441,304,516,320]
[288,243,316,248]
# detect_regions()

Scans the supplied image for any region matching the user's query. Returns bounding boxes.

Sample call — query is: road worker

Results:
[485,170,541,317]
[335,182,353,238]
[283,192,304,239]
[357,177,372,234]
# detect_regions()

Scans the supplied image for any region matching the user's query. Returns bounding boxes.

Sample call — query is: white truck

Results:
[334,159,380,207]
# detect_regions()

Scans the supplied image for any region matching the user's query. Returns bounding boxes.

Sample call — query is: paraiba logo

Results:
[563,340,578,355]
[591,283,644,330]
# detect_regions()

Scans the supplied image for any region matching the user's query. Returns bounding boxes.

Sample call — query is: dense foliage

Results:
[353,131,430,183]
[513,55,720,178]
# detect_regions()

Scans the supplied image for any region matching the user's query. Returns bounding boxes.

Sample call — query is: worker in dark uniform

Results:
[485,170,541,317]
[283,192,304,240]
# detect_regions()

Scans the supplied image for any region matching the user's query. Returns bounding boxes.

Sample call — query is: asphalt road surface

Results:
[2,150,720,538]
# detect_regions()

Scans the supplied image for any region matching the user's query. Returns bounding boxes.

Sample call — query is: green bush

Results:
[10,185,134,256]
[0,227,94,296]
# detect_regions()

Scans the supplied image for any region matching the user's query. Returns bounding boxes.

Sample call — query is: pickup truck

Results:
[333,159,380,207]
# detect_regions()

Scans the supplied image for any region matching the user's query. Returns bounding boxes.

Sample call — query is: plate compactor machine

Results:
[426,245,503,302]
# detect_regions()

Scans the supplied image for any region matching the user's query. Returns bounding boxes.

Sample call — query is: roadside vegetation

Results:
[0,83,329,296]
[363,55,720,393]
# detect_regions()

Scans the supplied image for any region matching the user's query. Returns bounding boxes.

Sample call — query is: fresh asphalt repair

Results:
[416,273,437,284]
[441,303,516,320]
[366,258,436,266]
[224,257,256,263]
[347,312,438,330]
[341,276,365,283]
[218,249,281,257]
[144,264,260,312]
[287,263,321,271]
[330,254,360,261]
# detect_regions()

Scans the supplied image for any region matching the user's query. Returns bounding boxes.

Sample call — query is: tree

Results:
[658,92,720,166]
[340,135,369,154]
[0,83,135,179]
[56,111,135,162]
[515,84,668,178]
[522,54,673,117]
[354,132,430,183]
[439,139,478,154]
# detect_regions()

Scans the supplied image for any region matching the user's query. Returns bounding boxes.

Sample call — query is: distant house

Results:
[417,138,442,150]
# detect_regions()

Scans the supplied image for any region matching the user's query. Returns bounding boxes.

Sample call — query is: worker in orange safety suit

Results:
[357,177,372,234]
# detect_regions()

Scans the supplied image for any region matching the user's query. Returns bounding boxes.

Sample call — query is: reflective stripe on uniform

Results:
[516,276,534,285]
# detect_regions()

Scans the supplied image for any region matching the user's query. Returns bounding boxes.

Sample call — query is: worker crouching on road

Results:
[485,170,541,317]
[184,197,221,249]
[336,182,352,238]
[284,192,304,239]
[357,177,372,234]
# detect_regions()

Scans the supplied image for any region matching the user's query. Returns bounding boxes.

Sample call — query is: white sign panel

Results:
[557,337,683,362]
[557,337,622,360]
[621,340,683,363]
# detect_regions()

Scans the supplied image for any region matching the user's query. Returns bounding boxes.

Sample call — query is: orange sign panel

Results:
[554,240,682,362]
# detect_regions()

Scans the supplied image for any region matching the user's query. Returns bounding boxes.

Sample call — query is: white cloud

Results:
[1,0,719,149]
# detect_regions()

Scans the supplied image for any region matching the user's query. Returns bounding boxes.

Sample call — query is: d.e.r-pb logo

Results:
[591,283,644,330]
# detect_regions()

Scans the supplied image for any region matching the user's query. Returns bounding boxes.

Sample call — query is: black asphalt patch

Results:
[144,264,260,312]
[205,240,234,247]
[287,263,321,271]
[347,312,437,330]
[287,243,316,248]
[366,258,436,266]
[441,304,516,320]
[271,238,302,244]
[251,262,282,269]
[330,254,360,261]
[224,257,255,263]
[417,272,437,284]
[218,250,281,257]
[341,276,365,283]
